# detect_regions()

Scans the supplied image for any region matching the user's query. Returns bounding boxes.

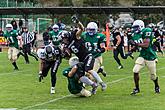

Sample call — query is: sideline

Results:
[20,67,165,110]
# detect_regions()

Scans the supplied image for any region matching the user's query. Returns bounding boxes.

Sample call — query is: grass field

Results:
[0,51,165,110]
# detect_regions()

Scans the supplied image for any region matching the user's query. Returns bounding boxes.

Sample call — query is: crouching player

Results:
[63,56,98,97]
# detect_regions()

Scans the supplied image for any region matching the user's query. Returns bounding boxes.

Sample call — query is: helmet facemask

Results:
[86,22,98,36]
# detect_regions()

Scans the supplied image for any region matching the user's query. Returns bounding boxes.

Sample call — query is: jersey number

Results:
[71,45,79,53]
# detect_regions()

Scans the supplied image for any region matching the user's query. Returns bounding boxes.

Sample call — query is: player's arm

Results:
[113,35,121,49]
[137,38,150,48]
[39,59,44,74]
[17,35,23,49]
[68,65,78,77]
[71,15,84,39]
[76,21,84,39]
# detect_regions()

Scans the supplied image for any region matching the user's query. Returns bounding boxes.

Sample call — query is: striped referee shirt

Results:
[22,31,34,45]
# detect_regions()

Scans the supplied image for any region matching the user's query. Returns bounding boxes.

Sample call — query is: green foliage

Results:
[133,0,165,6]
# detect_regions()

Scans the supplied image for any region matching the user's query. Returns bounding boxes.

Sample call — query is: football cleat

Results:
[155,86,160,94]
[97,66,107,77]
[118,65,123,69]
[14,68,19,71]
[130,88,140,95]
[100,82,107,91]
[50,87,55,94]
[91,83,98,94]
[39,73,43,82]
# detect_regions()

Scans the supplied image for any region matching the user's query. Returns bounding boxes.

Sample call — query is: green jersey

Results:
[4,30,19,49]
[138,28,157,60]
[63,63,84,94]
[81,32,106,58]
[48,30,61,46]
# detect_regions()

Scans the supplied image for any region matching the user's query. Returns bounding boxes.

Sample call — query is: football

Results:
[63,48,72,59]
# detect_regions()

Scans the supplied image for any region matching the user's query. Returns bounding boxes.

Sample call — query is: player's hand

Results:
[71,15,79,23]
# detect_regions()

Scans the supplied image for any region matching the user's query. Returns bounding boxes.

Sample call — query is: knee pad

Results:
[150,74,157,80]
[133,64,141,73]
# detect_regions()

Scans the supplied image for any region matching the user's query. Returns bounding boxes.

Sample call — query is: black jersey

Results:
[68,30,90,62]
[112,30,124,46]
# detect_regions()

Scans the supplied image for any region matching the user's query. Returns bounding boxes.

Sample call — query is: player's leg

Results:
[79,88,92,97]
[79,76,98,94]
[23,45,30,63]
[12,47,19,70]
[113,48,123,69]
[27,43,38,61]
[50,60,61,94]
[131,57,145,95]
[95,56,106,77]
[85,55,107,91]
[146,60,160,93]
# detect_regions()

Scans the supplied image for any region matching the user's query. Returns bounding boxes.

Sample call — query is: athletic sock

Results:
[90,70,103,83]
[79,76,94,86]
[12,62,18,69]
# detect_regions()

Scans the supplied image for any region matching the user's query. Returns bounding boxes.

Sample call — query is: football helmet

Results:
[86,22,98,36]
[44,45,55,60]
[69,56,79,67]
[132,20,145,33]
[6,24,13,32]
[52,24,59,32]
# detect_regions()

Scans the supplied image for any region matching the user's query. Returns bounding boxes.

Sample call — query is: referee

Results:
[22,27,38,63]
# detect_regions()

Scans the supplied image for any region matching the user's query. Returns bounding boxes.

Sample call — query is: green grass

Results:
[0,51,165,110]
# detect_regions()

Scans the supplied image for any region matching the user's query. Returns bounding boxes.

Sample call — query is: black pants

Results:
[23,43,38,63]
[113,46,127,66]
[42,60,61,87]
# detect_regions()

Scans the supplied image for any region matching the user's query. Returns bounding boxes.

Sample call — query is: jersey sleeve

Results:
[62,67,72,77]
[99,33,106,43]
[37,49,45,59]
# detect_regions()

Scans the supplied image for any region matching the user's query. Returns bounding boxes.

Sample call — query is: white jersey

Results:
[37,46,61,61]
[37,48,46,59]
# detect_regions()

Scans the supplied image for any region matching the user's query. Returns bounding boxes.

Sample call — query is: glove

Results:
[71,15,79,23]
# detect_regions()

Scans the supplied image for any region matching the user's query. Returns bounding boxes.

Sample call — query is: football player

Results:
[4,24,23,70]
[63,56,98,96]
[48,24,62,46]
[130,20,160,95]
[59,16,107,91]
[81,22,107,77]
[37,45,62,94]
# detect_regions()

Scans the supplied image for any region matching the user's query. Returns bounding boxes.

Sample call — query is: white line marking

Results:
[20,67,165,110]
[0,70,32,76]
[21,95,72,110]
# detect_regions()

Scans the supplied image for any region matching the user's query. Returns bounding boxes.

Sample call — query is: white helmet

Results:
[132,20,145,33]
[69,56,79,67]
[6,24,13,32]
[52,24,59,32]
[86,22,98,36]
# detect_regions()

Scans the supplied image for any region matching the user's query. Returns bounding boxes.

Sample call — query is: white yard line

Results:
[20,67,165,110]
[0,70,31,76]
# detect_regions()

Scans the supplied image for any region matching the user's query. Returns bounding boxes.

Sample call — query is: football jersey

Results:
[63,64,83,94]
[37,46,61,61]
[68,30,90,62]
[48,30,61,46]
[4,30,19,49]
[112,30,124,46]
[81,32,106,58]
[139,28,157,60]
